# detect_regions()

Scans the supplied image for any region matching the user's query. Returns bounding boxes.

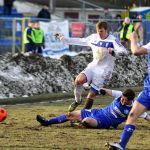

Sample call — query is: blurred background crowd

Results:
[0,0,150,57]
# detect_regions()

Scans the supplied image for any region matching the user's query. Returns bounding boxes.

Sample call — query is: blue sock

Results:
[119,124,135,149]
[47,114,68,125]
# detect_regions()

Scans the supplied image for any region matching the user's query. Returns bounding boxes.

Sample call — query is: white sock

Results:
[74,85,84,103]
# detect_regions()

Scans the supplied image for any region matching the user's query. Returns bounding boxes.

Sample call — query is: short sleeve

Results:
[112,90,123,98]
[142,42,150,51]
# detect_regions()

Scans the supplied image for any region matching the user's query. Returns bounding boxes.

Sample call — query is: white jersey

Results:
[61,33,127,67]
[61,34,127,90]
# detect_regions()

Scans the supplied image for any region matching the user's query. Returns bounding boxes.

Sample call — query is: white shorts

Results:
[81,65,113,91]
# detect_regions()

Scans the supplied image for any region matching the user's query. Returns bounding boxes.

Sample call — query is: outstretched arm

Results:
[130,31,148,56]
[100,88,122,98]
[55,33,89,46]
[100,88,112,96]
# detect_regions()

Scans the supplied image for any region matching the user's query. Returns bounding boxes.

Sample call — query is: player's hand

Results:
[55,33,62,40]
[99,89,106,95]
[108,48,115,57]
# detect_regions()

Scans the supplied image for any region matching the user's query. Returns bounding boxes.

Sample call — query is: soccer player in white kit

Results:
[55,21,127,112]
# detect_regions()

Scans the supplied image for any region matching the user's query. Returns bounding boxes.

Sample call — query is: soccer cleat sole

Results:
[105,142,119,150]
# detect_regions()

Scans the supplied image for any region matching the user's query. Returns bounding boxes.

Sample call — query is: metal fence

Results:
[0,17,23,54]
[0,17,149,55]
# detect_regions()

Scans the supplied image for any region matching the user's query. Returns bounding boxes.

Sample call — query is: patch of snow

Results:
[43,51,78,59]
[0,66,34,81]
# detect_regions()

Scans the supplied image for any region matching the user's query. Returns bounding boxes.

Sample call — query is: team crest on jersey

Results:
[124,109,129,115]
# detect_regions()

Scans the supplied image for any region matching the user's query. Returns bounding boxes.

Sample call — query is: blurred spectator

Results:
[23,20,35,54]
[32,21,45,55]
[131,12,137,20]
[104,8,112,19]
[131,2,137,8]
[115,14,122,31]
[137,14,142,21]
[37,5,51,21]
[3,0,15,16]
[120,17,134,50]
[134,15,144,45]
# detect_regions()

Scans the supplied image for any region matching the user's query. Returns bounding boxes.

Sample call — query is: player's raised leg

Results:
[68,73,86,112]
[107,100,147,150]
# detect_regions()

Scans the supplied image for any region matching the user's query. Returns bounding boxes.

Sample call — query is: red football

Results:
[0,108,8,122]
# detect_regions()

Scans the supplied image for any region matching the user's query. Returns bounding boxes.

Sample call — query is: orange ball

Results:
[0,108,8,122]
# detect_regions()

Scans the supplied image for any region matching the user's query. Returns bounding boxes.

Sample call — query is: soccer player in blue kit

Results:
[36,88,150,128]
[107,31,150,150]
[55,21,127,112]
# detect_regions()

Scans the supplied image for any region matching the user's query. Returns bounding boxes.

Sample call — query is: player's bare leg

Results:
[126,101,147,125]
[106,101,147,150]
[68,73,86,112]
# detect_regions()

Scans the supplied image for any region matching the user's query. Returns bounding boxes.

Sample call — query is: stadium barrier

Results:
[0,17,149,55]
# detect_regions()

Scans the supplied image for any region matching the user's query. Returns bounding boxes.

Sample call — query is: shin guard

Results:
[83,98,94,109]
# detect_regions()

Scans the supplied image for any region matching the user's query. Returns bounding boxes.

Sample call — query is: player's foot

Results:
[105,142,124,150]
[36,115,49,126]
[68,100,82,112]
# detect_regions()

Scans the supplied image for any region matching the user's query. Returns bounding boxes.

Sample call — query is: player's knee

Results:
[82,118,91,128]
[74,74,87,85]
[128,112,136,118]
[74,79,84,85]
[74,79,80,85]
[82,118,92,124]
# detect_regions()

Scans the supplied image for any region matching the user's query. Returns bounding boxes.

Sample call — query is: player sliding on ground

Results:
[55,21,127,112]
[36,88,150,128]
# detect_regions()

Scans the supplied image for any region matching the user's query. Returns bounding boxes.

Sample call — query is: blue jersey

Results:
[101,97,132,128]
[81,90,132,128]
[81,90,147,128]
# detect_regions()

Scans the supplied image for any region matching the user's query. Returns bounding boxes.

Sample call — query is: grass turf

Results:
[0,87,149,150]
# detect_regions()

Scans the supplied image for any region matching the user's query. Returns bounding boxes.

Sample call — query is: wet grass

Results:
[0,87,149,150]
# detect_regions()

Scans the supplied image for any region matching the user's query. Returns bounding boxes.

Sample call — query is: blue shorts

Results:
[137,88,150,110]
[81,109,111,129]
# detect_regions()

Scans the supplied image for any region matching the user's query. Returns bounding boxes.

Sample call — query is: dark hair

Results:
[96,21,108,30]
[123,89,135,101]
